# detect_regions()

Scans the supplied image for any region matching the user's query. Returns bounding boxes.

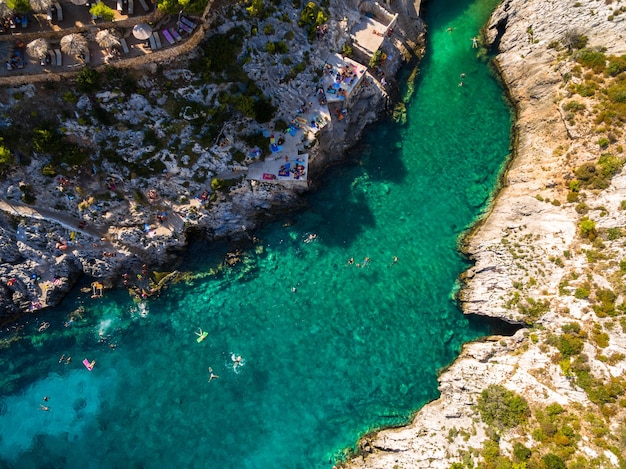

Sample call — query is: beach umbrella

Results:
[96,29,121,49]
[0,41,13,62]
[132,23,152,40]
[29,0,52,13]
[60,33,87,56]
[70,0,87,4]
[26,38,49,59]
[0,0,13,16]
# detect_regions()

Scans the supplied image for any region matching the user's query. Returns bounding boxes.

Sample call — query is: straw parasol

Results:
[60,33,88,56]
[26,38,49,59]
[0,0,13,17]
[29,0,53,13]
[132,23,152,40]
[96,29,120,49]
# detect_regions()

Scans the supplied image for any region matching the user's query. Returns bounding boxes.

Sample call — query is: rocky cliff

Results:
[348,0,626,467]
[0,1,424,317]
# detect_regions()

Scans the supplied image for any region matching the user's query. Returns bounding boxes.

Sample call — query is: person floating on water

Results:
[39,404,50,411]
[208,367,220,382]
[231,354,244,372]
[195,328,204,338]
[390,256,398,266]
[471,36,478,48]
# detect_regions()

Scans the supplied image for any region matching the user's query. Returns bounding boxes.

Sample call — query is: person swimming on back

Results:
[231,354,244,372]
[208,367,220,382]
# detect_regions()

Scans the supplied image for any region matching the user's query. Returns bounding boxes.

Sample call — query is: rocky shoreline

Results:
[0,2,425,318]
[347,0,626,467]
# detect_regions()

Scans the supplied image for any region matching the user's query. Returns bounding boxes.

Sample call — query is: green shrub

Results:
[298,1,329,41]
[263,23,275,35]
[370,49,383,68]
[513,442,531,461]
[574,286,590,299]
[598,137,610,149]
[606,54,626,76]
[577,49,607,73]
[579,217,597,240]
[563,100,586,112]
[89,2,115,21]
[574,81,597,97]
[543,453,567,469]
[476,384,530,430]
[607,227,623,240]
[557,333,584,357]
[598,153,625,179]
[7,0,31,13]
[76,67,101,93]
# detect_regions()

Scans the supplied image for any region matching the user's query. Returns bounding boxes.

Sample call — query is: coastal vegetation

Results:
[418,6,626,467]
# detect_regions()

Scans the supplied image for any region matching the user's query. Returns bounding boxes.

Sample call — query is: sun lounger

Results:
[82,48,90,63]
[46,7,52,20]
[153,31,162,49]
[169,27,182,42]
[54,49,62,66]
[21,15,27,27]
[127,0,134,14]
[116,0,123,10]
[120,37,129,54]
[178,22,192,34]
[180,16,196,29]
[139,0,149,11]
[148,33,157,50]
[162,28,175,45]
[54,2,62,21]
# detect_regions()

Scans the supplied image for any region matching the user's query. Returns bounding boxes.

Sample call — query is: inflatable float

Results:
[83,359,95,371]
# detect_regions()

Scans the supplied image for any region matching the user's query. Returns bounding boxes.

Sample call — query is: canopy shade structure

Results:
[60,33,88,56]
[132,22,152,40]
[29,0,53,13]
[96,29,121,49]
[26,38,49,59]
[0,1,13,17]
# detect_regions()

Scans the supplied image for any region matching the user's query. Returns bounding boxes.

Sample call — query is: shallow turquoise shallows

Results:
[0,0,511,467]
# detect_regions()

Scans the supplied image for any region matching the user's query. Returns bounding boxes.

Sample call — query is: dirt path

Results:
[0,197,109,239]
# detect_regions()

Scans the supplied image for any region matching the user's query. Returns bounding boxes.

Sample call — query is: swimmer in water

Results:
[39,404,49,411]
[208,367,220,382]
[231,354,244,372]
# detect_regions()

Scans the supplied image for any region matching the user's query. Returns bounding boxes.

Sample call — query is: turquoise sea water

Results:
[0,0,511,467]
